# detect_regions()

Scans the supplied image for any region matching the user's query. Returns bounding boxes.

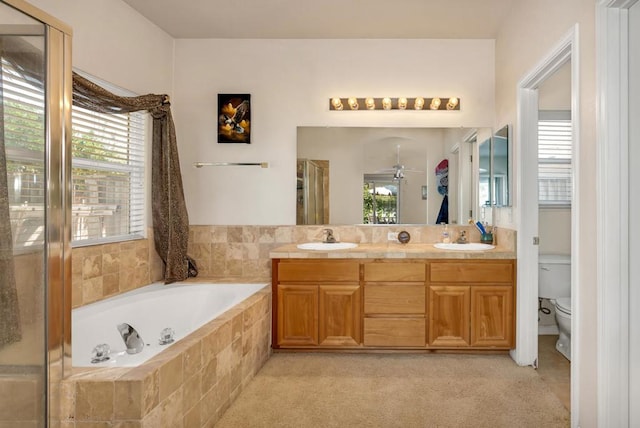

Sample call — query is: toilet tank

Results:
[538,254,571,299]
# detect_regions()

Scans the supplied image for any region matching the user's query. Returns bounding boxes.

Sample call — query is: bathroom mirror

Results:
[478,136,492,209]
[297,126,489,225]
[492,124,511,207]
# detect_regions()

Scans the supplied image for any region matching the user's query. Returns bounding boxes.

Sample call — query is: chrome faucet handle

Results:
[323,228,337,243]
[91,343,111,363]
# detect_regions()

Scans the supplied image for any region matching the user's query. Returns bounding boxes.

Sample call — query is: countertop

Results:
[270,242,516,259]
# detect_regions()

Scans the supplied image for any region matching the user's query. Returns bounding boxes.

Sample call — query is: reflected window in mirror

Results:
[363,174,399,224]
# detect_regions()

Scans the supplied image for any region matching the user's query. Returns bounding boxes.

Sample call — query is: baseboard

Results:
[538,325,559,335]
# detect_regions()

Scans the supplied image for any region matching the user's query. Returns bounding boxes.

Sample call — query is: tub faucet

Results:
[323,228,337,243]
[117,323,145,354]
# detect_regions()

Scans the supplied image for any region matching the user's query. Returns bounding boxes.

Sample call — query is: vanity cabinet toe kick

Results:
[272,258,516,353]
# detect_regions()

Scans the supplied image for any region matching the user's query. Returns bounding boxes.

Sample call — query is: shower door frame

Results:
[2,0,72,426]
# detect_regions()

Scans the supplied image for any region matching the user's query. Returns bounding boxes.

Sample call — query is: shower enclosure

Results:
[0,0,71,426]
[296,159,328,224]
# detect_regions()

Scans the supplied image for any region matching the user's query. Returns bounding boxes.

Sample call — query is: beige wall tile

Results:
[159,355,183,402]
[75,381,114,421]
[182,342,202,380]
[201,359,217,394]
[114,380,143,420]
[182,401,200,428]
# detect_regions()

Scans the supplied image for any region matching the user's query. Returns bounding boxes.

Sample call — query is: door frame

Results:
[595,0,637,426]
[512,24,579,424]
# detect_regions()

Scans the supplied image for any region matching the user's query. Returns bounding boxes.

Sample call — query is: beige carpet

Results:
[216,353,570,428]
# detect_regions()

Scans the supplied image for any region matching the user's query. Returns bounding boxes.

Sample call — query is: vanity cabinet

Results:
[428,261,515,349]
[272,258,516,352]
[274,260,361,348]
[362,262,426,347]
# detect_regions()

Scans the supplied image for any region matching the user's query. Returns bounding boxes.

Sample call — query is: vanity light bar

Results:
[329,97,460,111]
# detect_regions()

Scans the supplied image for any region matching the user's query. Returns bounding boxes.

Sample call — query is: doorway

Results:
[514,25,579,420]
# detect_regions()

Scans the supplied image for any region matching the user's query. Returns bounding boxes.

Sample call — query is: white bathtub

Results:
[72,281,268,367]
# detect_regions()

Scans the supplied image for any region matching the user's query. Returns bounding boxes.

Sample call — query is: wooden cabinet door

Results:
[319,285,361,346]
[277,284,318,346]
[470,286,514,347]
[428,286,470,347]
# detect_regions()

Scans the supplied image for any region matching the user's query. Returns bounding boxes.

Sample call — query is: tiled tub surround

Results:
[60,283,271,427]
[72,231,164,308]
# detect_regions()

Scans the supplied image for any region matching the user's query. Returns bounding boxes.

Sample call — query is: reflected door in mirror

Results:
[297,159,329,224]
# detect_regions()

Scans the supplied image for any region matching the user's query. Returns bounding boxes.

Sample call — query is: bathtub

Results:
[72,281,268,367]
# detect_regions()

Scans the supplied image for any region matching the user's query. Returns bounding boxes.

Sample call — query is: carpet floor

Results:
[216,353,570,428]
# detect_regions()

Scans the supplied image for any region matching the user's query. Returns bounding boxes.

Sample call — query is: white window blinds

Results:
[71,72,147,245]
[538,111,572,206]
[4,63,147,249]
[2,57,46,251]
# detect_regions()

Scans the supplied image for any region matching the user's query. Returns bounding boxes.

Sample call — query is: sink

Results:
[433,243,495,251]
[296,242,358,250]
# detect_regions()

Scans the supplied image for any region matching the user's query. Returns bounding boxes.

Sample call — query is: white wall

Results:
[172,39,495,225]
[28,0,174,95]
[629,3,640,425]
[494,0,597,425]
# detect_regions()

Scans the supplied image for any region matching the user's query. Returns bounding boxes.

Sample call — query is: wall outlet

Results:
[387,232,399,241]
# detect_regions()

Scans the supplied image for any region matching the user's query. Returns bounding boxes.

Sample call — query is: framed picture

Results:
[217,93,251,144]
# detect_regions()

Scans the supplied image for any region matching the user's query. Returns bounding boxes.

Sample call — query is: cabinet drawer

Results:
[363,318,426,347]
[364,284,425,314]
[364,262,425,282]
[278,261,360,282]
[429,261,514,283]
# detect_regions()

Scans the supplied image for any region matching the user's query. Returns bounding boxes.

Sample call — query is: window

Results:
[538,111,572,206]
[71,72,146,245]
[3,62,146,249]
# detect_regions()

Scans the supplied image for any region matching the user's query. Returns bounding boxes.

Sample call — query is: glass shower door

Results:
[0,3,47,426]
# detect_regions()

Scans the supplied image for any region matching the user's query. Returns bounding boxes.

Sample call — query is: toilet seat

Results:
[556,297,571,315]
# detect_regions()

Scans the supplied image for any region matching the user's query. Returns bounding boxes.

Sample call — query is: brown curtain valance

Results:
[73,73,194,283]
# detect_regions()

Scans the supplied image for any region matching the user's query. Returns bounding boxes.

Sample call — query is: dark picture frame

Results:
[217,93,251,144]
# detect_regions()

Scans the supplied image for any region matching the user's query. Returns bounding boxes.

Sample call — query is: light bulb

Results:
[331,98,343,110]
[398,97,408,110]
[430,97,441,110]
[365,98,376,110]
[446,97,459,110]
[348,97,359,110]
[414,97,425,110]
[382,97,392,110]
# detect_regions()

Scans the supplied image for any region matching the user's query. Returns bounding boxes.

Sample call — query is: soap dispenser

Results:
[441,222,451,244]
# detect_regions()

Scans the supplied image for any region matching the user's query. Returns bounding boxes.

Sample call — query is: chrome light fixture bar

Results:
[329,97,460,111]
[193,162,269,168]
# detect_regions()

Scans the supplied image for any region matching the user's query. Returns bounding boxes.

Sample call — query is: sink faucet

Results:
[323,228,337,243]
[456,230,468,244]
[117,323,145,354]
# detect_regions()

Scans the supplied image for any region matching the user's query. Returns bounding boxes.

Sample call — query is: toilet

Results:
[538,254,572,361]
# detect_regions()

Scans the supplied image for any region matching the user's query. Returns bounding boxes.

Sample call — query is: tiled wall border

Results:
[69,225,516,308]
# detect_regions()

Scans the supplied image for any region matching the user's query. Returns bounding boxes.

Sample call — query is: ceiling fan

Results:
[375,144,423,179]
